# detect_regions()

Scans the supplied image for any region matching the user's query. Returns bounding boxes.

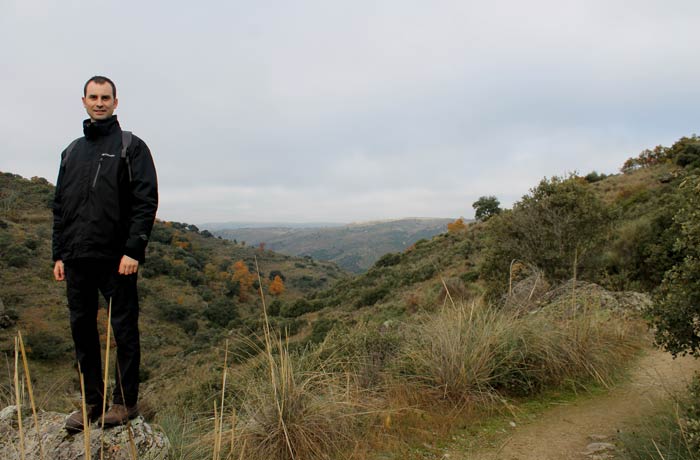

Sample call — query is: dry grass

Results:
[178,259,374,460]
[400,301,519,402]
[396,298,643,404]
[230,340,364,460]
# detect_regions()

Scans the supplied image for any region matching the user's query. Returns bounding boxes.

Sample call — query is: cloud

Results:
[1,0,699,223]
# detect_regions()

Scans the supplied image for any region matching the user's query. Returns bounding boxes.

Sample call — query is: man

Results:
[52,76,158,432]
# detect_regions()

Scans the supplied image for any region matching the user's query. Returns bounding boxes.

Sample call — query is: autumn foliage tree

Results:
[269,275,285,296]
[447,218,467,233]
[232,260,255,301]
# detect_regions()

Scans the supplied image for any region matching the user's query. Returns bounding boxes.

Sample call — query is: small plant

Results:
[618,374,700,460]
[683,374,700,454]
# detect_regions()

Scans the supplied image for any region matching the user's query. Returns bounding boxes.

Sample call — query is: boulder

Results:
[0,405,170,460]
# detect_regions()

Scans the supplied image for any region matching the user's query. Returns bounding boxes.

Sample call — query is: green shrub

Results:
[481,175,609,297]
[648,174,700,356]
[374,252,402,268]
[354,285,390,308]
[150,224,174,244]
[461,270,479,283]
[141,252,172,278]
[280,298,321,318]
[308,318,337,344]
[404,264,436,284]
[267,299,282,316]
[618,373,700,459]
[26,332,69,361]
[671,135,700,170]
[5,244,32,267]
[23,238,39,250]
[203,298,239,328]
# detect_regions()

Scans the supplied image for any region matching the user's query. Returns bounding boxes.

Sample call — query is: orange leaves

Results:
[232,260,255,302]
[447,218,467,233]
[269,275,285,296]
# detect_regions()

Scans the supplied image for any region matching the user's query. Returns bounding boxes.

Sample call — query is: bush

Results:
[373,252,402,268]
[141,253,172,278]
[308,318,337,344]
[267,299,283,316]
[268,270,286,281]
[671,135,700,169]
[354,285,390,308]
[404,264,436,284]
[26,332,69,361]
[5,244,32,267]
[584,171,608,183]
[203,298,239,328]
[481,175,609,297]
[618,373,700,459]
[647,175,700,356]
[280,298,321,318]
[150,224,175,244]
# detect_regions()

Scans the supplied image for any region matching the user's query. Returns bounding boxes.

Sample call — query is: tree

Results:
[447,218,467,233]
[481,175,609,293]
[647,174,700,356]
[670,135,700,170]
[269,275,285,296]
[472,196,502,221]
[232,260,255,301]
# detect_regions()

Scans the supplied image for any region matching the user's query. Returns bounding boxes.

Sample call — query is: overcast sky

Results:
[1,1,698,225]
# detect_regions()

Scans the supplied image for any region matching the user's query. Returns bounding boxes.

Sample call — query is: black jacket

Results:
[52,116,158,263]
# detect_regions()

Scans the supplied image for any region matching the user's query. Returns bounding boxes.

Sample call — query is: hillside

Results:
[0,172,348,410]
[2,134,699,460]
[211,217,454,273]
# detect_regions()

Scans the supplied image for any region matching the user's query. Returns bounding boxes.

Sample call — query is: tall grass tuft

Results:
[398,298,642,403]
[218,257,367,460]
[400,300,518,402]
[231,339,362,460]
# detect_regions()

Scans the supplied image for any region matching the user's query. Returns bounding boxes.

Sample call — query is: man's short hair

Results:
[84,76,117,98]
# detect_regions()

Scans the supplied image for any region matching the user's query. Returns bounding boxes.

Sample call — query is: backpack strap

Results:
[61,138,81,167]
[121,131,133,182]
[60,131,134,180]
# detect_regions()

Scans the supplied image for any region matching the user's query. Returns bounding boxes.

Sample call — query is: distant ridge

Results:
[201,221,346,230]
[211,217,456,273]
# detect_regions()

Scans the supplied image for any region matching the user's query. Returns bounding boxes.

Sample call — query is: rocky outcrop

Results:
[0,405,170,460]
[504,275,652,317]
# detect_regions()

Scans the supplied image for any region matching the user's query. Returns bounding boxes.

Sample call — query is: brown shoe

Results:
[101,404,139,427]
[65,404,102,433]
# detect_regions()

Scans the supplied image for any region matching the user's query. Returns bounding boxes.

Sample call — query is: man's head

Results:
[82,76,118,122]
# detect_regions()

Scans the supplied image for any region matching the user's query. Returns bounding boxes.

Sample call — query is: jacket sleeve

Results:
[123,137,159,262]
[52,152,67,261]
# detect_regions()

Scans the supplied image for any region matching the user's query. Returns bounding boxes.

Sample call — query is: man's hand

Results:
[54,260,65,281]
[118,255,139,275]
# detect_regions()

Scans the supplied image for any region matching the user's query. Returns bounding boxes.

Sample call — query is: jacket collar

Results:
[83,115,120,140]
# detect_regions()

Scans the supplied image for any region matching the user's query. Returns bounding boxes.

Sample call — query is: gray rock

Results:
[0,406,170,460]
[581,442,617,456]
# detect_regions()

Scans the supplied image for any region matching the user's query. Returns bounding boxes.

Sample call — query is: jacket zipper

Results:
[92,153,115,188]
[92,160,102,188]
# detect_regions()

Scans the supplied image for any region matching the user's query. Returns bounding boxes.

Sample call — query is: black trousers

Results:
[64,259,140,407]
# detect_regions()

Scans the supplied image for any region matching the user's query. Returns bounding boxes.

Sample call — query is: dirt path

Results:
[450,348,700,460]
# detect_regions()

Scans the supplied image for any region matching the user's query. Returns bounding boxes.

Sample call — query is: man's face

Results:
[82,82,118,121]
